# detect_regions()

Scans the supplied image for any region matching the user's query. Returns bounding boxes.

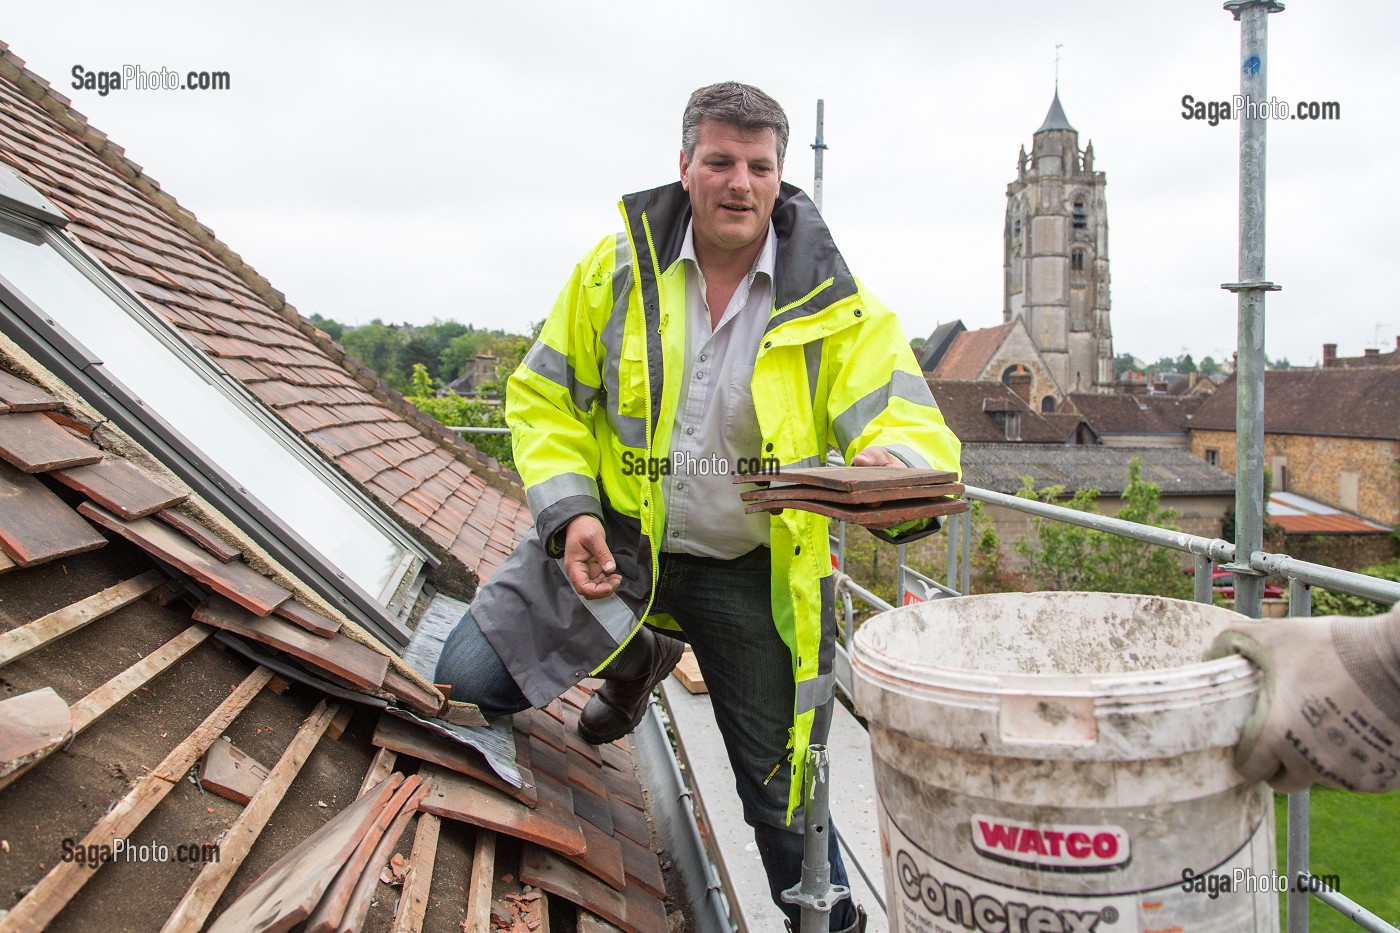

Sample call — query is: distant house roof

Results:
[928,323,1013,381]
[1068,392,1206,436]
[915,320,965,372]
[0,51,528,582]
[1190,370,1400,441]
[963,444,1236,496]
[928,380,1093,444]
[1269,491,1389,535]
[1325,339,1400,369]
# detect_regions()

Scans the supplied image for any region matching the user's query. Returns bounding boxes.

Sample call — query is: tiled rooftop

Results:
[0,356,667,929]
[1191,369,1400,442]
[927,379,1090,444]
[926,322,1012,381]
[0,44,529,583]
[963,442,1237,496]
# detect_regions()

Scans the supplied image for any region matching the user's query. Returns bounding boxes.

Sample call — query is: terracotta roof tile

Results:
[0,62,527,585]
[930,323,1013,381]
[1192,370,1400,440]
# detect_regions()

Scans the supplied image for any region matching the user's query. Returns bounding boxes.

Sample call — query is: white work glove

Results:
[1207,603,1400,793]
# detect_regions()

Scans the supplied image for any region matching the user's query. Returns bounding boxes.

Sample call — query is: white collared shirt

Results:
[661,221,776,558]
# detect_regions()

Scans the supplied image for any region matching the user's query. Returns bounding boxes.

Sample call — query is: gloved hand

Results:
[1207,603,1400,793]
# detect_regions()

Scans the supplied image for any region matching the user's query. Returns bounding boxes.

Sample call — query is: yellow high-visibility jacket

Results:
[472,181,961,820]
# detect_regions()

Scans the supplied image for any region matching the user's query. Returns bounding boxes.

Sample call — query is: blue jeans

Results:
[436,546,855,928]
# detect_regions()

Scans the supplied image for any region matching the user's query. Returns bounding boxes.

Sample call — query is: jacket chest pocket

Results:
[617,331,650,420]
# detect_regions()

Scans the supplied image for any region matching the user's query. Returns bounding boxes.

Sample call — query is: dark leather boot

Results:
[576,627,683,745]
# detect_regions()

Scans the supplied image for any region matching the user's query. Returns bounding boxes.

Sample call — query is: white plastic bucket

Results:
[852,592,1277,933]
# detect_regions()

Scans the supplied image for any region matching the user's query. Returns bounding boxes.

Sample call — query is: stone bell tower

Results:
[1003,90,1114,394]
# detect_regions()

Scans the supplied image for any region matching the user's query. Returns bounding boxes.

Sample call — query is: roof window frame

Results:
[0,191,432,647]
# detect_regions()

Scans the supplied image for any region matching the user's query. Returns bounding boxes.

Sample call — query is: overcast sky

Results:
[4,1,1395,368]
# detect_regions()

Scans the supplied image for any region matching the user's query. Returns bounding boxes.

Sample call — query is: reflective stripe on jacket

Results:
[472,180,961,820]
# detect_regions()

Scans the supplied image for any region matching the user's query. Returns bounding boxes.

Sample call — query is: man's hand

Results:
[852,446,905,467]
[563,515,622,600]
[1208,603,1400,793]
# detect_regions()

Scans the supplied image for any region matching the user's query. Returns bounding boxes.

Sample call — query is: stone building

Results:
[1188,369,1400,526]
[1003,90,1115,394]
[923,89,1115,404]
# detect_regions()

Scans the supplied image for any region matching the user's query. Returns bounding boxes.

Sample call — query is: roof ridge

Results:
[0,46,523,503]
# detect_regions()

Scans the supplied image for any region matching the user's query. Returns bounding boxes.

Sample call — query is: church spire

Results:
[1035,90,1076,134]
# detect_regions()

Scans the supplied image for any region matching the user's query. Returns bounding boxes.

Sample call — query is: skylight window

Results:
[0,204,430,643]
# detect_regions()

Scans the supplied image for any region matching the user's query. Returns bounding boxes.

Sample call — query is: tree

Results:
[406,364,514,470]
[1312,560,1400,616]
[341,320,407,389]
[1113,353,1140,379]
[1175,353,1197,374]
[1014,459,1192,598]
[1199,356,1221,376]
[308,312,344,342]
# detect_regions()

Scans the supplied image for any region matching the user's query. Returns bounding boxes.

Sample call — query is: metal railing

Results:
[827,487,1400,933]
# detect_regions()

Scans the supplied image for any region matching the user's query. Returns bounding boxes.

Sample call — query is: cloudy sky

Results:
[5,1,1395,368]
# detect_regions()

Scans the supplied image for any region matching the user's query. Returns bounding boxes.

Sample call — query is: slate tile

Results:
[0,687,72,778]
[273,599,342,638]
[520,844,668,933]
[47,456,186,520]
[602,760,646,811]
[0,411,102,472]
[0,369,56,411]
[0,461,107,565]
[78,502,289,616]
[193,594,388,690]
[372,714,536,807]
[609,792,650,848]
[418,763,585,859]
[618,832,667,900]
[152,508,241,561]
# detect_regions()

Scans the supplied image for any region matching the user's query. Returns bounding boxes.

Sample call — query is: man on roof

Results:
[436,81,960,931]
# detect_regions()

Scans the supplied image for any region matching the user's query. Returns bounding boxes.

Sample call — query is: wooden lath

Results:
[0,666,274,932]
[158,699,341,933]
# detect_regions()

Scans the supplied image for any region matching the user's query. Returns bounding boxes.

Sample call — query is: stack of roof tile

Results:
[207,772,430,933]
[384,684,669,933]
[737,465,969,527]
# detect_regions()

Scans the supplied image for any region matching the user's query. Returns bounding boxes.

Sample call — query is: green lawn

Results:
[1273,788,1400,930]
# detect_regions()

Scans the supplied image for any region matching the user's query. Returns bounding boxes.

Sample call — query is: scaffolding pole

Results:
[1222,0,1284,620]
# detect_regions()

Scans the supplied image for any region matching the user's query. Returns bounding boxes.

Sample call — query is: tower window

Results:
[1012,215,1022,238]
[1072,197,1088,229]
[1041,396,1056,413]
[1071,249,1086,272]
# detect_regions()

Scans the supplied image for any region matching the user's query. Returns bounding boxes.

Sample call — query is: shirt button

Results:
[676,482,685,490]
[686,427,695,435]
[671,531,681,538]
[699,353,707,362]
[696,372,705,380]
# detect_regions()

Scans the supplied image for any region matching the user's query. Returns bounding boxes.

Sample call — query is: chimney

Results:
[1365,348,1380,359]
[1007,367,1033,402]
[1322,343,1337,367]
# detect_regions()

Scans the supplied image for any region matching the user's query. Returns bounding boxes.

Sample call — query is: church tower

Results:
[1003,91,1114,393]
